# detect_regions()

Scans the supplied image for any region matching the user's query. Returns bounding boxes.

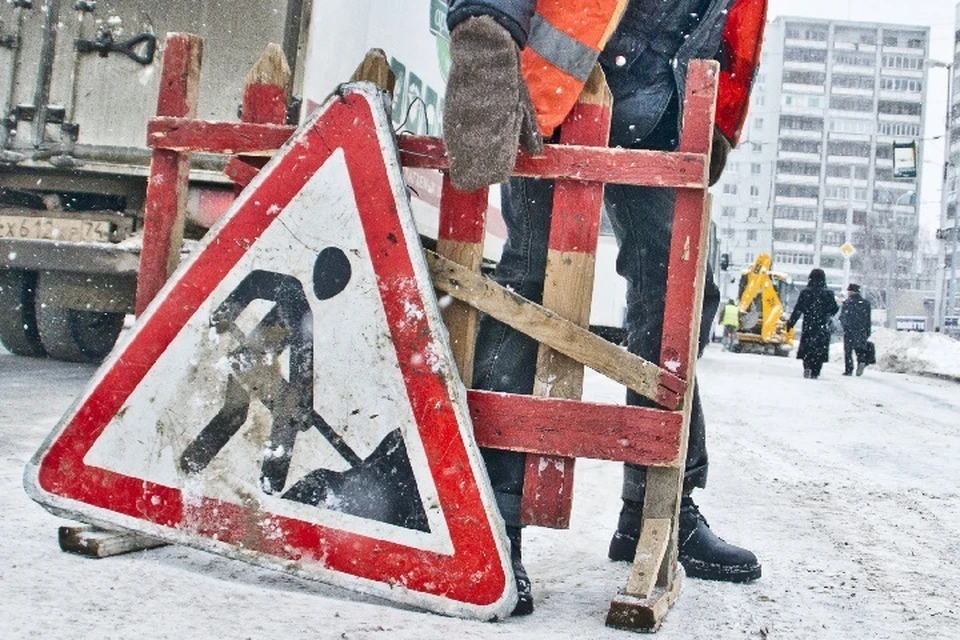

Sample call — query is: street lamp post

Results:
[930,60,954,331]
[877,189,916,328]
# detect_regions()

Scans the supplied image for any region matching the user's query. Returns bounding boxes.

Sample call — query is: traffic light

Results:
[720,253,730,271]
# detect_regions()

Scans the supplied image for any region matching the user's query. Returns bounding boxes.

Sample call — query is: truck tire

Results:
[0,269,47,357]
[35,272,126,363]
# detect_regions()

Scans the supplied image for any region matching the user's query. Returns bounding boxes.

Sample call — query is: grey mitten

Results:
[443,16,544,192]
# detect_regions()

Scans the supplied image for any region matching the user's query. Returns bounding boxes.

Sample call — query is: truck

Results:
[0,0,627,362]
[731,253,797,357]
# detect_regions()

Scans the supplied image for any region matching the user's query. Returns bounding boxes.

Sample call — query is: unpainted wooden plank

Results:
[605,575,683,632]
[58,525,167,558]
[425,251,684,408]
[624,517,672,599]
[349,48,396,95]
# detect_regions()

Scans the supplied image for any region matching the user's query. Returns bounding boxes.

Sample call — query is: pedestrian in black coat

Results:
[840,283,872,376]
[786,268,839,379]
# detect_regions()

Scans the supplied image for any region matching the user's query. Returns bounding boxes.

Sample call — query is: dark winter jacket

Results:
[787,270,839,365]
[840,294,872,349]
[447,0,736,148]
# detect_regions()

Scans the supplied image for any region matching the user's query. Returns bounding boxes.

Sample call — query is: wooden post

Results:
[134,33,202,316]
[607,59,719,632]
[521,67,612,528]
[436,181,488,382]
[229,43,293,190]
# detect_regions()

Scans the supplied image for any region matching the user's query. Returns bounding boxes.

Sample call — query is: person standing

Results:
[786,268,838,379]
[720,298,740,351]
[840,283,872,376]
[443,0,768,614]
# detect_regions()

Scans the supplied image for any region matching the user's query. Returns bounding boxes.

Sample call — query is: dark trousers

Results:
[472,177,719,525]
[843,337,867,373]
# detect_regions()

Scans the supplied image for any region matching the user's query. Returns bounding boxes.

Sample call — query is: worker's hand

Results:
[443,16,544,192]
[709,129,732,186]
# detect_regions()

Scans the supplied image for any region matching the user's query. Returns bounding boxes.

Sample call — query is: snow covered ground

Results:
[2,332,958,639]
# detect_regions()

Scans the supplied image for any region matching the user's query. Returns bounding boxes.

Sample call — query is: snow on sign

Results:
[23,85,516,620]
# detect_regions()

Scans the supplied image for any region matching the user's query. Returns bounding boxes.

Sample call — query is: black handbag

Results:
[864,340,877,365]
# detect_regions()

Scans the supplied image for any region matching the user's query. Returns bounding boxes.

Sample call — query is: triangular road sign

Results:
[24,85,516,620]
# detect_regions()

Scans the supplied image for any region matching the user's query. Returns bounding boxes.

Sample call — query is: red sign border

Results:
[24,87,513,618]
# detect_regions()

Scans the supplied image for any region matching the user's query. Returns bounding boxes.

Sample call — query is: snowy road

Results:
[2,341,958,639]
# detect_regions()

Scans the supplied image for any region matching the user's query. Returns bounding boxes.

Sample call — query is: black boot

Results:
[608,496,761,584]
[607,499,644,562]
[506,526,533,615]
[677,495,761,582]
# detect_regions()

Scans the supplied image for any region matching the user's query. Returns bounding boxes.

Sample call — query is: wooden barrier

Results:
[131,37,718,631]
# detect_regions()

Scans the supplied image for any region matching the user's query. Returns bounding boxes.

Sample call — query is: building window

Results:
[779,138,822,154]
[775,184,820,199]
[750,185,760,197]
[751,163,762,175]
[878,100,922,116]
[775,206,817,221]
[779,115,824,132]
[827,140,872,157]
[822,208,849,224]
[880,77,923,92]
[722,206,736,217]
[778,160,821,176]
[723,184,738,195]
[831,74,876,91]
[784,70,827,85]
[833,51,876,67]
[754,118,764,130]
[784,48,827,63]
[881,55,923,70]
[828,95,874,112]
[747,230,758,241]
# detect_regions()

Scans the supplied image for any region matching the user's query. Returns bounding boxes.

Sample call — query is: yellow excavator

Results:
[731,253,796,356]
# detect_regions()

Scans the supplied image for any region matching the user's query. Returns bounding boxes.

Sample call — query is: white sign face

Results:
[892,142,917,178]
[25,86,515,621]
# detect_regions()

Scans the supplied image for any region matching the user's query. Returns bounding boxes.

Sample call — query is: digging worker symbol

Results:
[179,247,429,531]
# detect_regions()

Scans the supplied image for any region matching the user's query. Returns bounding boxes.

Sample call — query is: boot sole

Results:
[680,556,762,583]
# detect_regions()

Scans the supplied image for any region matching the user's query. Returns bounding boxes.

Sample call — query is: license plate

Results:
[0,215,113,243]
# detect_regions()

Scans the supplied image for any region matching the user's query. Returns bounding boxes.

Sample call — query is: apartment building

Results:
[713,16,930,301]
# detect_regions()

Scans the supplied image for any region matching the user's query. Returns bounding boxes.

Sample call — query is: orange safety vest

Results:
[520,0,628,136]
[521,0,768,145]
[716,0,768,144]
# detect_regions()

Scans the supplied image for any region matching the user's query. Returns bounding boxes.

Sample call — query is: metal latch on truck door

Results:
[75,29,157,66]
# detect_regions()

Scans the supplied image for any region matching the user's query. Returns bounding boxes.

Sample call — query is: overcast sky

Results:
[767,0,957,238]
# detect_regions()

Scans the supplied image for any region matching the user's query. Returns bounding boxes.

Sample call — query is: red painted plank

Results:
[438,176,488,245]
[147,118,293,154]
[146,120,707,189]
[224,157,261,189]
[660,61,718,381]
[468,390,683,466]
[242,83,288,125]
[402,135,706,189]
[522,77,612,529]
[135,34,202,316]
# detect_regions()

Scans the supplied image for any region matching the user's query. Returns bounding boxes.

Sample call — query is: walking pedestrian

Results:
[840,283,872,376]
[786,268,838,379]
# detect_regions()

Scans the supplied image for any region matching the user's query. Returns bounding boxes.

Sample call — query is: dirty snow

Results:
[1,330,958,639]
